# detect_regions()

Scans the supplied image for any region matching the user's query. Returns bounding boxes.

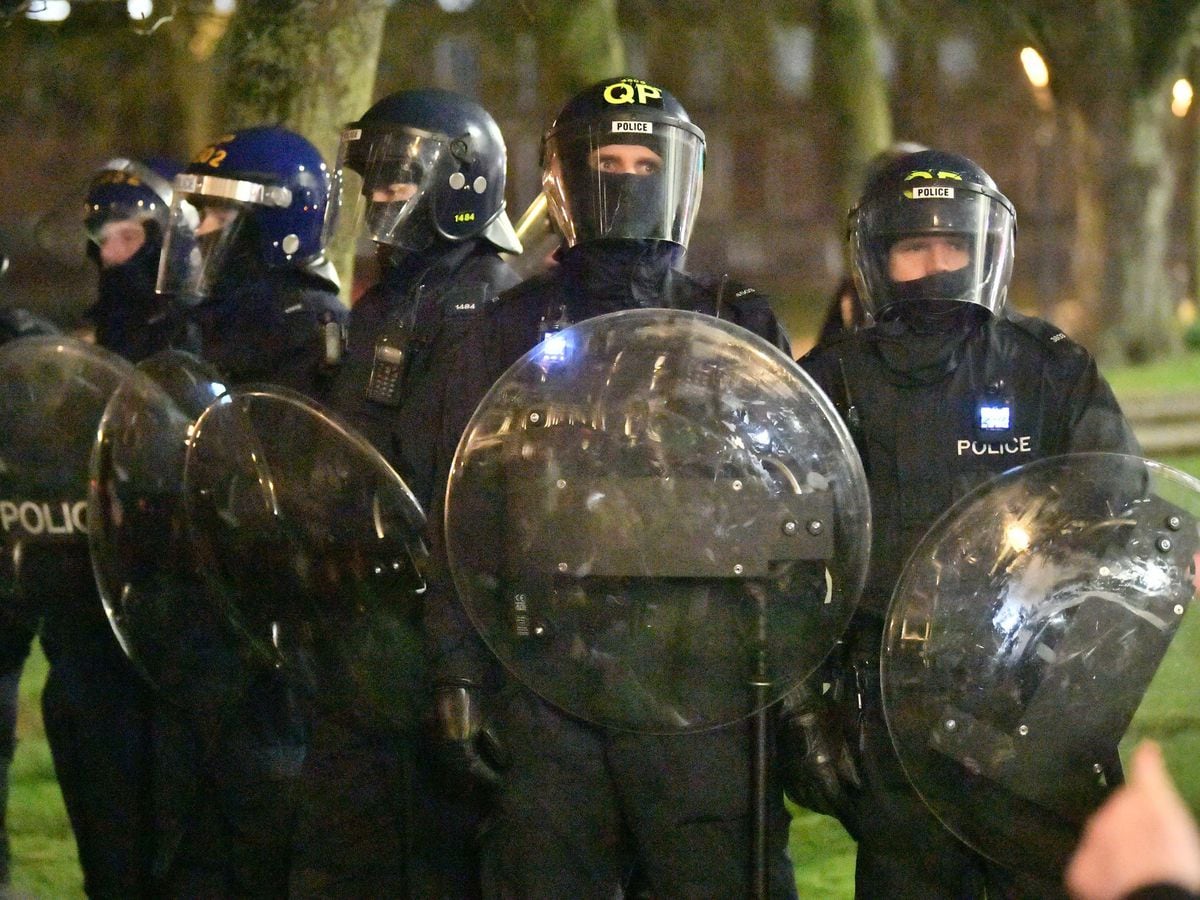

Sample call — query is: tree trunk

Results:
[164,8,229,162]
[1008,1,1200,361]
[1110,91,1180,361]
[531,0,626,97]
[217,0,391,302]
[1070,87,1181,362]
[817,0,893,217]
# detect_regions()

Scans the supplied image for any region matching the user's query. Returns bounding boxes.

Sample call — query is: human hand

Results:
[1066,741,1200,900]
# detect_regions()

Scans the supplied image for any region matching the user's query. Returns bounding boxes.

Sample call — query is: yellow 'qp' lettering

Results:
[603,79,663,106]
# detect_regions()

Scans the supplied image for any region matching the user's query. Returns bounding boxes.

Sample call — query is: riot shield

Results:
[182,387,428,729]
[882,452,1200,878]
[446,308,870,733]
[88,349,238,705]
[0,336,134,630]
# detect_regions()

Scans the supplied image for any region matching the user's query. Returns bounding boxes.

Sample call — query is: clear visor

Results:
[156,175,260,302]
[851,185,1015,318]
[322,126,448,250]
[541,120,704,248]
[84,200,165,245]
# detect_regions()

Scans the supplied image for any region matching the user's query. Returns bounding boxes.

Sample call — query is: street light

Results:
[25,0,70,21]
[1173,78,1193,118]
[1020,47,1050,89]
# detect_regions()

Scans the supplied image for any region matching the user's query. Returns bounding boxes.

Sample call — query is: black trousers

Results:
[482,686,798,900]
[838,622,1067,900]
[42,659,153,899]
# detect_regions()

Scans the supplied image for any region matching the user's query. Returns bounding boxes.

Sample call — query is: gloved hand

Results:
[434,683,509,795]
[777,675,861,835]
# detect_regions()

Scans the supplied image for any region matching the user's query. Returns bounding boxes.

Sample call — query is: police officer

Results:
[158,126,346,397]
[0,255,59,893]
[793,149,1139,898]
[426,76,798,898]
[84,157,182,361]
[150,125,346,897]
[289,88,522,898]
[0,244,155,900]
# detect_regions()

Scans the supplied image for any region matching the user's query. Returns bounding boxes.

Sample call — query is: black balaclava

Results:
[886,267,974,309]
[374,234,463,297]
[90,230,167,359]
[559,131,671,246]
[871,296,989,385]
[559,239,683,318]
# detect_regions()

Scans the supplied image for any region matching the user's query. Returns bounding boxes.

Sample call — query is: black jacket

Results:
[424,241,790,686]
[329,240,521,512]
[187,263,346,401]
[800,307,1139,617]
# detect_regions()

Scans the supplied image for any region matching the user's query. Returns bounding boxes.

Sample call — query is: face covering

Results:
[886,267,974,308]
[95,238,162,318]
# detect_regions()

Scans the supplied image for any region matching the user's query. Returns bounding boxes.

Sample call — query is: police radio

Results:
[974,379,1014,442]
[364,316,413,407]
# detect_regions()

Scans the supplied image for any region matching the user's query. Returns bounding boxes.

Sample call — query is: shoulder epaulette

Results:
[489,268,558,310]
[1002,311,1084,354]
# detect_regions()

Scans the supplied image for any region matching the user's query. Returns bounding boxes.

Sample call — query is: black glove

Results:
[434,683,509,795]
[777,676,861,835]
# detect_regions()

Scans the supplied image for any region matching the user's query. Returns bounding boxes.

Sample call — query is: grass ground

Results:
[9,645,81,898]
[5,641,860,898]
[5,352,1197,898]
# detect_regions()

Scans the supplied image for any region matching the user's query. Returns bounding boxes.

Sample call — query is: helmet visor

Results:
[851,181,1015,318]
[541,120,703,248]
[323,126,448,250]
[156,173,264,303]
[84,160,174,244]
[84,198,165,246]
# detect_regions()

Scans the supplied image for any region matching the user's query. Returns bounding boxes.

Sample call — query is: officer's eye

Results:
[635,159,661,175]
[894,238,930,254]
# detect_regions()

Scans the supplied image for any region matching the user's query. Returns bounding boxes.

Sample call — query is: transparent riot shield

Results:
[88,349,237,706]
[882,452,1200,878]
[182,387,428,729]
[0,336,134,628]
[446,308,870,733]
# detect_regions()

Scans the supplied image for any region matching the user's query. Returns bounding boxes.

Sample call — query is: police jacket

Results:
[186,254,346,401]
[0,316,111,676]
[799,306,1139,619]
[425,240,790,687]
[329,239,521,513]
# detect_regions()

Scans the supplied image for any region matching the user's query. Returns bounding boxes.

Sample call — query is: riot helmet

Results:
[84,157,177,268]
[324,89,521,255]
[849,149,1015,319]
[157,126,331,302]
[541,77,705,249]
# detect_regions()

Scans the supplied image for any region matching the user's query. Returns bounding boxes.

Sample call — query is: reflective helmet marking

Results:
[908,186,956,200]
[903,170,964,181]
[612,120,654,134]
[602,79,664,106]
